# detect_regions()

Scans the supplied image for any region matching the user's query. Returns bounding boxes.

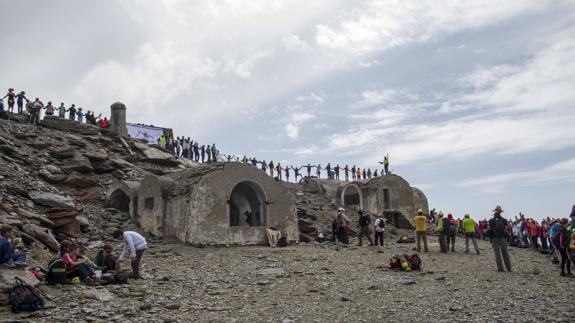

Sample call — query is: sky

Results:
[1,0,574,220]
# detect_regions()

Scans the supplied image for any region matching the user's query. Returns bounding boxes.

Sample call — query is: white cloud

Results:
[459,158,575,193]
[282,33,312,53]
[315,0,551,55]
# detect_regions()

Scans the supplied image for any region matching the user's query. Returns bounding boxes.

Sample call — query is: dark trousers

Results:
[374,231,384,246]
[446,234,456,251]
[67,264,94,279]
[131,249,145,279]
[559,248,571,274]
[438,234,447,252]
[531,236,539,249]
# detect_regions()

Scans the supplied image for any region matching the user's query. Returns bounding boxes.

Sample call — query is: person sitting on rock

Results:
[93,243,117,273]
[57,240,72,258]
[0,225,28,268]
[63,243,95,281]
[113,229,147,280]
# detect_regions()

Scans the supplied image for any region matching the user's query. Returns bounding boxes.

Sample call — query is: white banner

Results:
[127,123,164,144]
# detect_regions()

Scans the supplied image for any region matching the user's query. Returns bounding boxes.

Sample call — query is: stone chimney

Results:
[110,102,128,137]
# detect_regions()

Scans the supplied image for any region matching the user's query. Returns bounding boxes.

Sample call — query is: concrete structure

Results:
[110,102,128,137]
[108,163,299,245]
[106,181,140,220]
[304,174,428,221]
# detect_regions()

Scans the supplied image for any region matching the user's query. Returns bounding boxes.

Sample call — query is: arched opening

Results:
[342,185,362,210]
[109,189,130,212]
[229,181,266,227]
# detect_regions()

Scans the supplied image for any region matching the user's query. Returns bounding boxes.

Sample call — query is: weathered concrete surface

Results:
[131,163,299,245]
[106,181,141,220]
[110,102,128,137]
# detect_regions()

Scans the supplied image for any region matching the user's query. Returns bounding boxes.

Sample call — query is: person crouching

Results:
[113,230,147,280]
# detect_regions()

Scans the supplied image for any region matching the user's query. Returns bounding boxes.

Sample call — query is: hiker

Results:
[285,166,290,182]
[540,220,549,250]
[529,220,540,250]
[374,214,385,247]
[355,168,361,181]
[463,214,480,254]
[305,163,312,178]
[362,169,366,180]
[16,91,29,114]
[554,218,572,277]
[315,164,322,178]
[2,88,16,113]
[351,166,356,181]
[268,161,275,177]
[193,142,200,161]
[374,169,378,177]
[331,214,338,242]
[383,155,389,175]
[436,212,448,253]
[68,104,77,121]
[211,144,217,162]
[487,205,512,272]
[77,108,85,123]
[445,214,457,252]
[357,210,374,246]
[367,169,372,178]
[0,225,27,268]
[201,145,206,163]
[28,98,42,125]
[414,209,429,252]
[100,117,108,129]
[63,244,95,281]
[57,103,66,118]
[45,101,55,116]
[260,160,268,172]
[276,163,283,181]
[334,164,340,180]
[335,208,351,248]
[113,229,147,280]
[158,134,167,149]
[57,240,72,258]
[291,166,302,182]
[0,99,4,112]
[93,244,117,273]
[344,165,350,181]
[325,163,332,179]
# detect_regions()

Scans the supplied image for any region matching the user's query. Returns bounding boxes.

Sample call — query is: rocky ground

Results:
[3,234,575,323]
[1,116,574,322]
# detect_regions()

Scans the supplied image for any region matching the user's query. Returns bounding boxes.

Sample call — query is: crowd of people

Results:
[162,137,392,183]
[1,88,110,128]
[1,226,148,284]
[325,204,575,276]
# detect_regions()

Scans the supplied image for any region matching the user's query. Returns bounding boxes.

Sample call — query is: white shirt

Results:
[118,231,147,260]
[374,218,385,233]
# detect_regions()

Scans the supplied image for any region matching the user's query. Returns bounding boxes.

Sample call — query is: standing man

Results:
[334,165,340,181]
[487,205,512,272]
[201,145,206,163]
[414,209,429,253]
[305,163,312,178]
[113,229,147,280]
[436,212,448,253]
[374,214,385,247]
[291,166,302,182]
[315,164,322,179]
[268,161,275,177]
[351,165,356,181]
[463,214,480,254]
[344,165,350,181]
[445,214,457,252]
[357,210,374,246]
[383,155,390,175]
[276,163,283,181]
[335,208,351,250]
[158,133,167,149]
[211,144,217,162]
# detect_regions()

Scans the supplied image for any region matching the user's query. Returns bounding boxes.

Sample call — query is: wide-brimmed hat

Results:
[337,207,345,212]
[492,205,504,213]
[417,209,423,214]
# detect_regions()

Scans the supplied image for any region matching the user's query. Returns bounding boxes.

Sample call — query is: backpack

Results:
[9,277,45,313]
[46,258,67,284]
[277,236,288,247]
[360,215,370,226]
[491,217,507,238]
[377,218,385,229]
[405,254,422,271]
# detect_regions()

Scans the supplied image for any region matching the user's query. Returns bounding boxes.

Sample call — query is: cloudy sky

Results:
[2,0,574,220]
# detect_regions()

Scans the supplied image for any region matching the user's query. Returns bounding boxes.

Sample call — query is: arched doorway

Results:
[342,185,363,210]
[109,189,130,212]
[229,181,266,227]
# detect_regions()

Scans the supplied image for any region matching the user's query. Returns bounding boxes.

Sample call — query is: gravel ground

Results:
[2,233,574,323]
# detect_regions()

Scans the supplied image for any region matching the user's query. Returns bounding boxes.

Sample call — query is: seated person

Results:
[93,244,117,273]
[0,225,27,268]
[57,240,72,258]
[63,244,95,281]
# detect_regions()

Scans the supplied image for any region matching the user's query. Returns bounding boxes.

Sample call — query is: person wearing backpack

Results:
[445,214,457,252]
[414,209,429,252]
[374,214,385,247]
[435,212,448,253]
[463,214,480,255]
[335,208,350,249]
[487,205,512,272]
[0,225,27,268]
[357,210,374,246]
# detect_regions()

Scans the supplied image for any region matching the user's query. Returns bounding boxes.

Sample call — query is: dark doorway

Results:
[382,188,390,210]
[110,190,130,212]
[229,181,266,227]
[343,185,361,209]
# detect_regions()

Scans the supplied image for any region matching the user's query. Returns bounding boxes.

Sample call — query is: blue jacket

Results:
[0,237,14,264]
[550,223,562,239]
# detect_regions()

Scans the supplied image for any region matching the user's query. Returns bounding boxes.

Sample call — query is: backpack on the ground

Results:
[277,236,288,247]
[9,277,45,313]
[46,258,67,284]
[377,218,385,229]
[114,270,131,284]
[405,254,422,271]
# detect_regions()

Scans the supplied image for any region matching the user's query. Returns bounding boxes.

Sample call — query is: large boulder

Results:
[28,191,76,211]
[40,116,100,135]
